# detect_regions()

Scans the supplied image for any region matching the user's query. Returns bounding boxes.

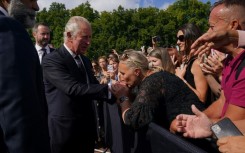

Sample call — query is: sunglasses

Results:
[177,35,185,42]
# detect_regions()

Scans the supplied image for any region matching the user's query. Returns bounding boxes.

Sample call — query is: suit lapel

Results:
[0,10,6,16]
[80,55,94,83]
[49,47,55,53]
[58,45,98,84]
[59,45,86,82]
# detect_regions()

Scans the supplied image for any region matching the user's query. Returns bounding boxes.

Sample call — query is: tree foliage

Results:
[35,0,211,60]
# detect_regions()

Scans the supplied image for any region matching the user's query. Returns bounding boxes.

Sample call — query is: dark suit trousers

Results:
[49,116,96,153]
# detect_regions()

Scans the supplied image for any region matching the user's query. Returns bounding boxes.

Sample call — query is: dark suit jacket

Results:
[0,10,5,16]
[0,16,50,153]
[42,45,108,153]
[48,46,55,53]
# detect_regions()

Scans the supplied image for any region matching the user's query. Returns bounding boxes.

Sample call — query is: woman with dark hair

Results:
[175,23,211,105]
[148,47,175,74]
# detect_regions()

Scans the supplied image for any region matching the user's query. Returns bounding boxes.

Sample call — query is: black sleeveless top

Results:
[184,57,213,107]
[184,57,197,89]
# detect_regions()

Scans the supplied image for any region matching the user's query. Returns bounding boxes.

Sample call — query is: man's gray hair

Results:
[64,16,91,42]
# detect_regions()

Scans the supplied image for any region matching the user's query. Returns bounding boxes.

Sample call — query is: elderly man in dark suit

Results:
[0,0,51,153]
[42,16,109,153]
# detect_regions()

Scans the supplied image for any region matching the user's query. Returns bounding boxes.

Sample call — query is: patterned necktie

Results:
[74,55,83,69]
[41,48,47,56]
[74,55,89,83]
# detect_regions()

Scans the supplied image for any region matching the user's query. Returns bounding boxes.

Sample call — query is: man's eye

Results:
[82,36,91,39]
[209,25,214,29]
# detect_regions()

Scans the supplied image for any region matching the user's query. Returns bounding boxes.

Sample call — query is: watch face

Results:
[119,96,129,103]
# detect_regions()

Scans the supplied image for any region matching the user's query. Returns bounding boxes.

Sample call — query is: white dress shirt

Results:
[35,44,51,64]
[0,6,8,16]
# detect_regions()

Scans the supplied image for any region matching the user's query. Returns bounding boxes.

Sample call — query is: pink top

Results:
[238,30,245,47]
[221,50,245,117]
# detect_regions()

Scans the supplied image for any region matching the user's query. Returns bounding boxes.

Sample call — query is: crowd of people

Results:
[1,0,245,153]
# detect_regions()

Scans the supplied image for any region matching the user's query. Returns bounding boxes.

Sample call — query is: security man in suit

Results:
[42,16,109,153]
[32,22,55,64]
[0,0,51,153]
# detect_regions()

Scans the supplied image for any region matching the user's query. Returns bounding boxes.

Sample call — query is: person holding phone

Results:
[173,0,245,143]
[152,35,160,49]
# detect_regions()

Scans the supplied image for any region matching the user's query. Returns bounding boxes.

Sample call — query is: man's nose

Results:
[33,0,39,11]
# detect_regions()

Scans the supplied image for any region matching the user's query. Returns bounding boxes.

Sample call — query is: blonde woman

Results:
[111,51,205,153]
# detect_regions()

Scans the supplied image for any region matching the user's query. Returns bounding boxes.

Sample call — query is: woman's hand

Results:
[199,51,224,77]
[175,64,187,80]
[170,55,178,67]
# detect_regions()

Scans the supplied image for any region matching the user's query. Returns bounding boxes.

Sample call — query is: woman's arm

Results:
[204,74,221,97]
[189,59,209,103]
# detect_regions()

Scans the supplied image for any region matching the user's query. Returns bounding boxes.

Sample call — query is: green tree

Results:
[70,2,99,22]
[34,1,211,59]
[166,0,211,32]
[36,2,70,48]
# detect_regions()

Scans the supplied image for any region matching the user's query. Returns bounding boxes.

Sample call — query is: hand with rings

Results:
[200,54,224,76]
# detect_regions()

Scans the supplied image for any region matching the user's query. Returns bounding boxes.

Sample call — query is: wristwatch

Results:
[119,96,129,103]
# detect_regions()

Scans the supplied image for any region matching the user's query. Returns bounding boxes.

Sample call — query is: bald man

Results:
[174,0,245,138]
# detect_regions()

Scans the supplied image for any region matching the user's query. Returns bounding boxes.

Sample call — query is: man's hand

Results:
[111,82,129,100]
[190,30,238,56]
[175,105,213,138]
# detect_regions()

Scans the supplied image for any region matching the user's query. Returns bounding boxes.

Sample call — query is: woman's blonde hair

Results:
[120,50,149,73]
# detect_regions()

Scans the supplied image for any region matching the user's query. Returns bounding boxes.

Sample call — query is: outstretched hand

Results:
[175,105,213,138]
[110,82,129,99]
[190,30,238,56]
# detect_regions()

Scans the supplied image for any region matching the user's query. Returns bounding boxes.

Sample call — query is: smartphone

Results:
[107,65,114,72]
[211,118,243,139]
[152,36,160,42]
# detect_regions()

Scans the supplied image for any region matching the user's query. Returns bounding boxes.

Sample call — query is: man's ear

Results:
[32,32,36,38]
[66,32,72,40]
[230,19,240,30]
